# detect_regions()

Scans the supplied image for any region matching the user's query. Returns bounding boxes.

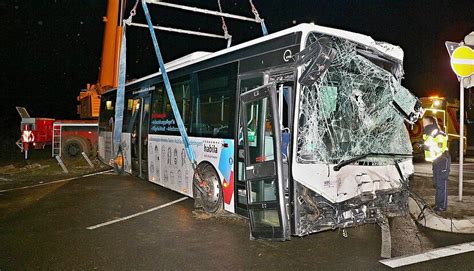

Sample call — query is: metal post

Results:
[459,79,464,202]
[380,215,391,259]
[55,155,69,174]
[81,152,94,168]
[146,0,259,23]
[129,23,227,39]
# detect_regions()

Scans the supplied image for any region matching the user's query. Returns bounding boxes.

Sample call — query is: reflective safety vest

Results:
[22,130,34,143]
[423,128,448,162]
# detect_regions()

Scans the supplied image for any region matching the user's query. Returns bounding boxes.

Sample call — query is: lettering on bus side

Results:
[150,119,179,132]
[203,144,218,153]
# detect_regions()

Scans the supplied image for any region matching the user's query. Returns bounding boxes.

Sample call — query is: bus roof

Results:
[116,23,404,91]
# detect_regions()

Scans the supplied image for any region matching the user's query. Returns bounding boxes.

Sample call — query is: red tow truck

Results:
[16,107,98,160]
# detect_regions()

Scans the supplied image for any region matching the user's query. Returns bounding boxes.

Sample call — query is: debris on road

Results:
[192,209,245,224]
[0,156,110,191]
[390,214,434,257]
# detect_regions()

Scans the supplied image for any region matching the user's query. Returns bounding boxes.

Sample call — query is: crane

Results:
[77,0,123,119]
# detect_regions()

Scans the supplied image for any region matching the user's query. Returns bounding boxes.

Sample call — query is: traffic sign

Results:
[450,46,474,78]
[445,41,460,56]
[445,33,474,202]
[445,40,472,202]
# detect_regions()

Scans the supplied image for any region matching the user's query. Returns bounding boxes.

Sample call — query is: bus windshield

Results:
[297,33,420,164]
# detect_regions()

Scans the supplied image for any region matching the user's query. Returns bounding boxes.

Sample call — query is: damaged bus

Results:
[98,23,422,240]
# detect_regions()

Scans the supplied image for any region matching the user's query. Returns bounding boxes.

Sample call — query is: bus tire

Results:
[62,136,91,160]
[449,140,459,162]
[193,162,223,213]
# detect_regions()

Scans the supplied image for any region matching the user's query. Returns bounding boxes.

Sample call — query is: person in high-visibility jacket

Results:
[422,116,451,212]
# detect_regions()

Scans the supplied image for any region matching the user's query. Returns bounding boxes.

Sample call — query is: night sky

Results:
[1,0,473,140]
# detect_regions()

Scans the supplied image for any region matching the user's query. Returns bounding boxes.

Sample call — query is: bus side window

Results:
[238,75,263,148]
[123,90,139,132]
[149,78,191,135]
[150,85,165,120]
[149,85,166,134]
[244,97,275,164]
[192,63,237,139]
[167,77,191,134]
[99,94,116,132]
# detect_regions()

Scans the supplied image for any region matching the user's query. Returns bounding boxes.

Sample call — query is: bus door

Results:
[269,72,295,189]
[240,84,290,240]
[130,94,151,178]
[269,72,296,234]
[236,75,264,217]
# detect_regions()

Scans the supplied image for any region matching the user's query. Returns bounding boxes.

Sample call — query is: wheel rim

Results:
[197,165,222,211]
[203,173,220,205]
[66,142,81,157]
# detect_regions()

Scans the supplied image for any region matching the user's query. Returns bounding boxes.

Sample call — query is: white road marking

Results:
[0,169,113,193]
[86,197,189,230]
[379,241,474,268]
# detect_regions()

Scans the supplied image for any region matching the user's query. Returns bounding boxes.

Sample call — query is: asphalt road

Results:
[1,170,474,270]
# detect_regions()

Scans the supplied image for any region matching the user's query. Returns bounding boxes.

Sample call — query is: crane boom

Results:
[77,0,123,119]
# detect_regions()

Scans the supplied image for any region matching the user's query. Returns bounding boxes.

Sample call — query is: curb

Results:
[409,197,474,234]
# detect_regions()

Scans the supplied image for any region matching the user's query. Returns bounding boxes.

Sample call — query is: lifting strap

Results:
[113,24,127,157]
[141,0,197,169]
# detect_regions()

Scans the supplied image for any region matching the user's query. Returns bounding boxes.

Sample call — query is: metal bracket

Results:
[81,152,94,168]
[55,155,69,174]
[380,215,392,259]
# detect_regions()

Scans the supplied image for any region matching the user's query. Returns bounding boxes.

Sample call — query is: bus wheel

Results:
[449,140,460,162]
[194,163,223,213]
[62,136,91,160]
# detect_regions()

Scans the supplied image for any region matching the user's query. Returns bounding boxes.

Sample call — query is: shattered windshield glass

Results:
[297,33,421,164]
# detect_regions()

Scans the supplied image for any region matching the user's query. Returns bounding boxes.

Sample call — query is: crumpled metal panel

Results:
[297,34,421,164]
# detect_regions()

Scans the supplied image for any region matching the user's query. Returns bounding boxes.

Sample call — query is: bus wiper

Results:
[333,153,413,171]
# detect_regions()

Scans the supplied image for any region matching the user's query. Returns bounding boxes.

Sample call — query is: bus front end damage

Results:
[292,32,423,235]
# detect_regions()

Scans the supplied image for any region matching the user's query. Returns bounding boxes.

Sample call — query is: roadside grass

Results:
[0,147,111,190]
